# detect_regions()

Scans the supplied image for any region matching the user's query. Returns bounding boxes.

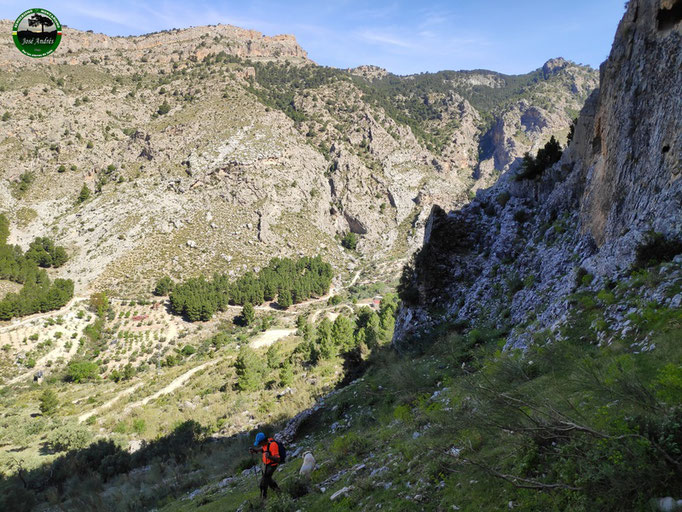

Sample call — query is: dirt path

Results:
[250,328,296,349]
[349,270,361,287]
[0,296,89,334]
[124,360,216,412]
[310,304,354,324]
[6,332,82,385]
[78,382,145,423]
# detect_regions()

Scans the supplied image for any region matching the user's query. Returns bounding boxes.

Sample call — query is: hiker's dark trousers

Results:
[260,464,279,498]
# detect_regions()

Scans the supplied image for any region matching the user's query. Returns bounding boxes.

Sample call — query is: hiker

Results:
[249,432,280,499]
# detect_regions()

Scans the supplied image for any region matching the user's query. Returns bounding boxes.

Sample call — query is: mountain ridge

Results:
[0,23,596,297]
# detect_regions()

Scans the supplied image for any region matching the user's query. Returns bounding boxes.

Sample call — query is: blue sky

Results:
[1,1,626,75]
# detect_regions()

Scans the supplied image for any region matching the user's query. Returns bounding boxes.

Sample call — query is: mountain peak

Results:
[542,57,570,76]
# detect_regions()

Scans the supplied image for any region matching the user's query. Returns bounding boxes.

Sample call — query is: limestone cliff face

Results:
[393,0,682,351]
[577,0,682,270]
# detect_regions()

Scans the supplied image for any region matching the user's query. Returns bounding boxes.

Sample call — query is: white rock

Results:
[657,497,677,512]
[330,486,353,501]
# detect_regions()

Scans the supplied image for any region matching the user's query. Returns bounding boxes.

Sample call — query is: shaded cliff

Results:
[393,0,682,352]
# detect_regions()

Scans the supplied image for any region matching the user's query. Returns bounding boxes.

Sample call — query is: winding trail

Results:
[123,360,217,412]
[250,328,296,349]
[78,382,145,423]
[310,304,354,324]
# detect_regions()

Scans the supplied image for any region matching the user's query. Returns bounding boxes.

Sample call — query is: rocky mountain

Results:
[0,19,596,297]
[2,2,682,511]
[393,0,682,351]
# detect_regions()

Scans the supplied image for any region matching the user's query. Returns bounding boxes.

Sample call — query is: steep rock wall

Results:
[393,0,682,351]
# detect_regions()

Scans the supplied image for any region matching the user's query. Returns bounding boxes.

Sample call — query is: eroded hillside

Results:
[0,20,596,297]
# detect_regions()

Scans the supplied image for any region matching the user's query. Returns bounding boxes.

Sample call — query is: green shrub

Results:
[77,184,91,203]
[496,191,511,207]
[282,477,310,499]
[157,101,171,115]
[393,404,412,422]
[515,136,562,181]
[241,303,255,326]
[153,275,174,296]
[66,360,99,383]
[234,347,265,391]
[181,344,196,356]
[341,232,358,250]
[331,431,370,458]
[596,289,616,305]
[46,422,93,452]
[654,364,682,404]
[581,272,594,287]
[132,418,146,435]
[513,209,529,224]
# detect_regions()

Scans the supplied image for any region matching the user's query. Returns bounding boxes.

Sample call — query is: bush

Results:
[496,191,511,207]
[341,232,358,250]
[157,101,170,115]
[0,213,8,245]
[153,275,174,296]
[46,422,93,452]
[181,344,196,356]
[331,431,370,458]
[66,360,99,383]
[77,184,91,203]
[277,289,292,309]
[513,209,529,224]
[283,477,310,499]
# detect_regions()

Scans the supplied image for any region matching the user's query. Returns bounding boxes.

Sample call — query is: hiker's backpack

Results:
[269,439,287,464]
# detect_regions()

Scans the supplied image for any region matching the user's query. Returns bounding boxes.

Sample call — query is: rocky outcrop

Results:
[0,20,309,69]
[393,0,682,352]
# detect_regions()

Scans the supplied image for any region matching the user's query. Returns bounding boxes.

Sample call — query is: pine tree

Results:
[278,289,293,309]
[77,184,91,203]
[266,344,281,369]
[242,303,255,326]
[279,359,294,387]
[332,315,355,351]
[39,388,59,416]
[234,347,264,391]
